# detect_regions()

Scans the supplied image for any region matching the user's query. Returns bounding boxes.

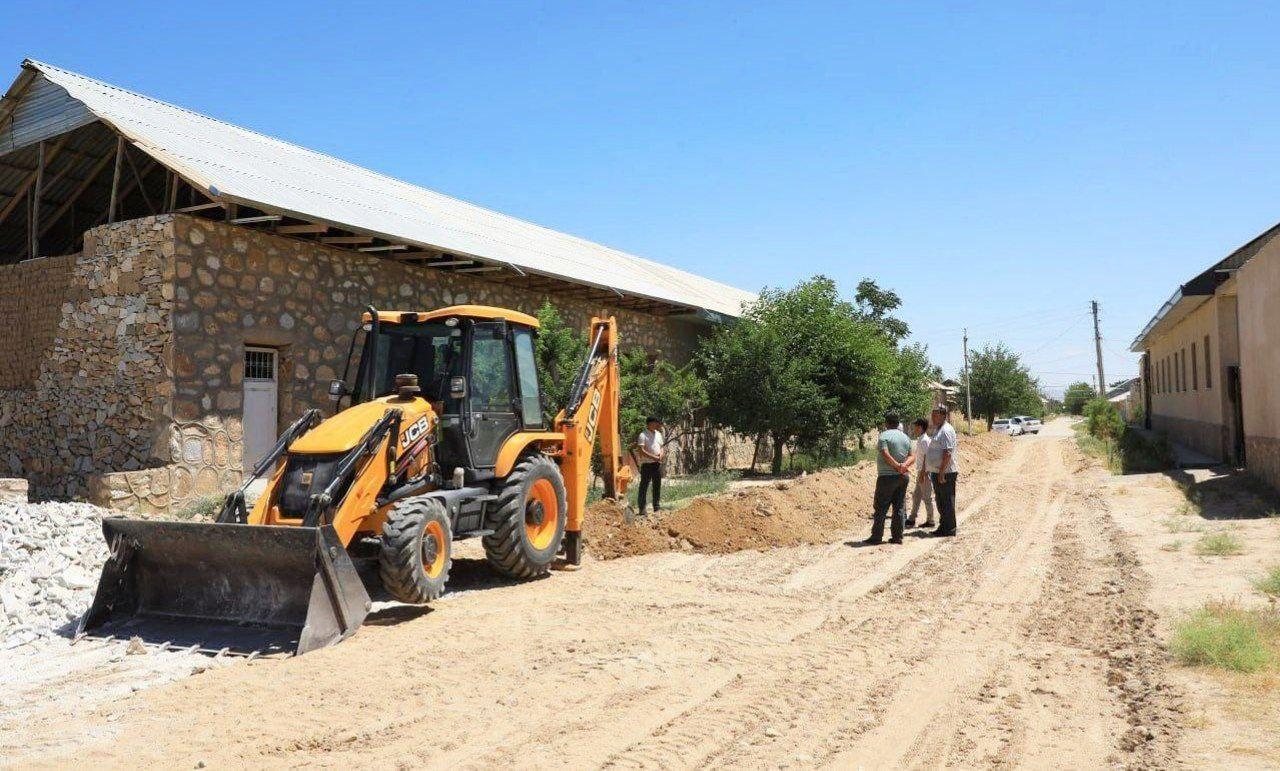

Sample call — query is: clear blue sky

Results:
[7,2,1280,396]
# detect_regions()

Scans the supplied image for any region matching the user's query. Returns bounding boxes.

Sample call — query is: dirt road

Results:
[1,421,1183,769]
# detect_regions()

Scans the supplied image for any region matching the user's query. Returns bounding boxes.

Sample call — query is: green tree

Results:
[887,342,937,425]
[533,301,587,416]
[1062,381,1096,416]
[1085,397,1124,441]
[853,278,910,344]
[699,276,896,474]
[534,302,707,468]
[960,343,1039,428]
[618,348,707,459]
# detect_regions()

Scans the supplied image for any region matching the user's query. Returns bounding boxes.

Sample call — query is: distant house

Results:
[1105,378,1139,423]
[1131,221,1280,490]
[927,379,960,409]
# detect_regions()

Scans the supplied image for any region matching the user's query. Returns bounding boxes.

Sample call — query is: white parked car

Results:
[1010,416,1042,434]
[992,418,1022,436]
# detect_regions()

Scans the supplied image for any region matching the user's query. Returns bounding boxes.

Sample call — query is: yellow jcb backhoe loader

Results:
[78,305,632,655]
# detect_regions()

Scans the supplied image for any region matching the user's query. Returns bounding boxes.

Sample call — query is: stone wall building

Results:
[0,61,755,512]
[1131,221,1280,491]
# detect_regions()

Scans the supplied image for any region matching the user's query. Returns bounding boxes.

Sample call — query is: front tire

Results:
[379,496,452,603]
[483,454,566,579]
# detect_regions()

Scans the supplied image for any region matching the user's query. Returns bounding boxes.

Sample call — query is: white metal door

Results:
[242,347,278,470]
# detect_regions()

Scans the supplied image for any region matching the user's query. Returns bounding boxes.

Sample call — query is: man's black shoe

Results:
[889,537,904,545]
[930,530,956,538]
[905,517,917,528]
[861,537,883,546]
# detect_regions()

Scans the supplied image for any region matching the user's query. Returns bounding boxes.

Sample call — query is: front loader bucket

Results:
[77,519,371,656]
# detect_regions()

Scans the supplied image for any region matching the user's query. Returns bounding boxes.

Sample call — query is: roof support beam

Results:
[123,143,157,215]
[0,132,68,230]
[107,135,124,223]
[37,147,114,239]
[320,235,373,245]
[277,223,328,234]
[172,201,224,213]
[29,140,43,259]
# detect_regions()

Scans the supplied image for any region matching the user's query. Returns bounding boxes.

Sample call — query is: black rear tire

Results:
[483,454,566,579]
[379,496,452,603]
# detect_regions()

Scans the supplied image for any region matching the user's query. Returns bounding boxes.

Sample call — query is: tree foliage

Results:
[960,343,1042,427]
[699,276,900,473]
[533,301,587,416]
[618,348,707,454]
[1062,381,1096,416]
[1084,397,1125,442]
[534,301,707,466]
[853,278,911,344]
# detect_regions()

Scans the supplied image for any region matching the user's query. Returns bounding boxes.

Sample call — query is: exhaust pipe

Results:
[78,519,371,656]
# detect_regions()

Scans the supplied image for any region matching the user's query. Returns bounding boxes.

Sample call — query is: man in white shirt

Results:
[635,417,664,516]
[926,405,960,537]
[907,417,935,529]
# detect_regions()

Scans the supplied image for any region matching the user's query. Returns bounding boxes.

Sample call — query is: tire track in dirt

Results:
[597,441,1044,770]
[825,439,1069,769]
[2,424,1184,770]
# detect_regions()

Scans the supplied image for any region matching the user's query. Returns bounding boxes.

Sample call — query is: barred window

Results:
[244,348,276,380]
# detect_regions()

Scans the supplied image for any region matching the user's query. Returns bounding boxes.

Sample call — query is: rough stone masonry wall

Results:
[0,217,178,505]
[170,216,714,472]
[0,253,75,389]
[0,214,747,513]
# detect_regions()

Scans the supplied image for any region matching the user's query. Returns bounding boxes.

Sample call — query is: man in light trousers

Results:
[906,417,935,529]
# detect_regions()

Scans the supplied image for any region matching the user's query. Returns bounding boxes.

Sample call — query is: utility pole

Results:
[963,328,973,435]
[1091,300,1107,396]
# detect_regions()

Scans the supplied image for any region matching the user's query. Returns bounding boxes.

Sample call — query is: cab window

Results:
[470,325,514,413]
[513,328,544,428]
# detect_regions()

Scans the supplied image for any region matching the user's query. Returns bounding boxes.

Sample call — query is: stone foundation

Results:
[1246,435,1280,493]
[1150,413,1227,463]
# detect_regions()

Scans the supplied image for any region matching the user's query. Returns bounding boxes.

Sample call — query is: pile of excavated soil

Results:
[588,431,1011,560]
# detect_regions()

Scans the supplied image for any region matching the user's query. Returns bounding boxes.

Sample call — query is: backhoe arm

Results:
[554,316,633,562]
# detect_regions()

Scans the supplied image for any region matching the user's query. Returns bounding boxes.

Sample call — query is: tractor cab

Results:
[333,305,546,483]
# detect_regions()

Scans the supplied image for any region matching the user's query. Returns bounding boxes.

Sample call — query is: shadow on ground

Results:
[1165,467,1280,522]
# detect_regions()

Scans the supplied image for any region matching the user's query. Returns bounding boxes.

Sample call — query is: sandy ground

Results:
[1106,460,1280,769]
[0,418,1243,769]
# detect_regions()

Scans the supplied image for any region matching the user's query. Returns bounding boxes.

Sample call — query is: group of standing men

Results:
[863,404,960,545]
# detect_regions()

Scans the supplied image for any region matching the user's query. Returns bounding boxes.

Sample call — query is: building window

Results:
[244,348,276,380]
[1204,335,1212,390]
[1181,348,1187,392]
[1191,342,1198,391]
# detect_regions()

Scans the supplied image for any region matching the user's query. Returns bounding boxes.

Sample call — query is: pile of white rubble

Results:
[0,501,111,650]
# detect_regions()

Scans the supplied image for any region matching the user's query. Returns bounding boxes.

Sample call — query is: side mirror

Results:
[328,379,348,401]
[449,376,468,400]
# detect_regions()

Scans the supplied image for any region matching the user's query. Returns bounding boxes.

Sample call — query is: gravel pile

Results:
[0,501,111,650]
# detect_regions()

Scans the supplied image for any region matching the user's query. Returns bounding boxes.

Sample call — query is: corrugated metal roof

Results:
[19,60,755,318]
[0,70,95,153]
[1129,219,1280,351]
